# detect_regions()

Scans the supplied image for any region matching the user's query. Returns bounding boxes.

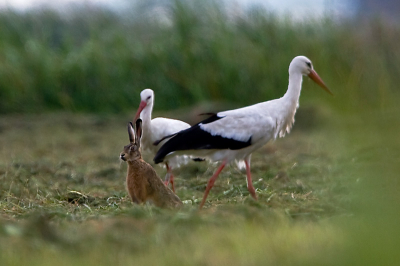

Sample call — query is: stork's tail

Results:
[153,133,178,146]
[154,134,182,164]
[153,151,166,164]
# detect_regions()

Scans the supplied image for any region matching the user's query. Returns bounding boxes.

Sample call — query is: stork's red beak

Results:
[134,101,147,122]
[308,70,333,95]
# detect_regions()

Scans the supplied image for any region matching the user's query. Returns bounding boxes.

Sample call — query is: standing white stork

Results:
[133,88,191,192]
[154,56,332,208]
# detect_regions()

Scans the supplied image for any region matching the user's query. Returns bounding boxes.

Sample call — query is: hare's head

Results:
[120,119,142,162]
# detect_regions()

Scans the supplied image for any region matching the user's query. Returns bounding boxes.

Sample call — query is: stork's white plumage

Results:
[154,56,332,208]
[133,88,191,192]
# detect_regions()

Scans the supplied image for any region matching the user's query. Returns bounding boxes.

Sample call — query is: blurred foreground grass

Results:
[0,102,399,265]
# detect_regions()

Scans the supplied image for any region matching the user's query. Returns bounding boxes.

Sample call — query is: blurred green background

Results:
[0,0,399,265]
[0,0,399,113]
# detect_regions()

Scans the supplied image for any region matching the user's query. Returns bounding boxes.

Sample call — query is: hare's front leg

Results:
[129,192,140,204]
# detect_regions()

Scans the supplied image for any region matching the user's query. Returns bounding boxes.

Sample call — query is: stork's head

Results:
[289,56,333,95]
[134,88,154,121]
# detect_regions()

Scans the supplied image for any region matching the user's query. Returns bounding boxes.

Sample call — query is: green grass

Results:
[0,1,400,264]
[1,103,399,265]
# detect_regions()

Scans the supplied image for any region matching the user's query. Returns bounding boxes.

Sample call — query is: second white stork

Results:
[154,56,332,208]
[133,88,191,192]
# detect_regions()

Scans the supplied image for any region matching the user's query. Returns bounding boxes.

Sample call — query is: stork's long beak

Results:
[308,70,333,95]
[134,101,147,122]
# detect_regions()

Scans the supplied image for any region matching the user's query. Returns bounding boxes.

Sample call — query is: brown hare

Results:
[120,119,183,209]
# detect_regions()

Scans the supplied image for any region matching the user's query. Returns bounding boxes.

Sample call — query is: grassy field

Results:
[0,1,400,265]
[1,103,399,265]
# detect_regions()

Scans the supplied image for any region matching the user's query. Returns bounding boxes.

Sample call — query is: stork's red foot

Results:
[245,159,258,200]
[248,186,258,200]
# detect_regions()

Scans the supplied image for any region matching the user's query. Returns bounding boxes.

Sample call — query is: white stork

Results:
[133,88,191,192]
[154,56,332,208]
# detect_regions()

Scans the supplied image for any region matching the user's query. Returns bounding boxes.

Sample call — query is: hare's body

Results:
[126,159,182,208]
[121,119,182,209]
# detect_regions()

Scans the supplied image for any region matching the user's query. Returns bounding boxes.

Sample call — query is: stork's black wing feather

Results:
[153,114,252,164]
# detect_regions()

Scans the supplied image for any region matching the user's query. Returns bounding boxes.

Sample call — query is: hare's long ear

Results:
[135,118,143,148]
[128,122,135,143]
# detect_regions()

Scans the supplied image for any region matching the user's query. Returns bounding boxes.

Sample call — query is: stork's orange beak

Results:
[308,70,333,95]
[134,101,147,122]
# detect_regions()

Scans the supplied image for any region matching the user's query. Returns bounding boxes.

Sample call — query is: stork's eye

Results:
[147,96,151,100]
[306,62,312,68]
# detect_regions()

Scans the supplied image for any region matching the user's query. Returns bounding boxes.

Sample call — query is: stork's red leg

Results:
[164,163,170,185]
[245,159,257,200]
[164,178,169,186]
[199,161,226,209]
[169,173,175,193]
[164,163,175,193]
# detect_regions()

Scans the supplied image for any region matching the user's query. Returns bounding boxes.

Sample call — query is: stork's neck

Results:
[140,102,153,125]
[271,71,303,138]
[283,72,303,104]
